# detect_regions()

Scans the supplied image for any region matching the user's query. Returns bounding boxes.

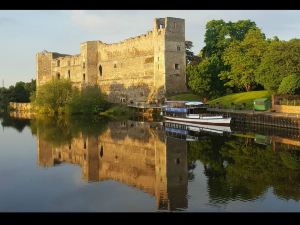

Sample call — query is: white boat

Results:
[163,101,231,126]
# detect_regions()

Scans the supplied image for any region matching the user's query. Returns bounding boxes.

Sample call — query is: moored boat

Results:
[162,101,231,126]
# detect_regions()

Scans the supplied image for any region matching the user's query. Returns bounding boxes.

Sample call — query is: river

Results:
[1,113,300,212]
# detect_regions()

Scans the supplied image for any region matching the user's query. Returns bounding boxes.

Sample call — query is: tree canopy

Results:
[256,39,300,93]
[220,28,268,91]
[187,19,260,99]
[0,79,36,110]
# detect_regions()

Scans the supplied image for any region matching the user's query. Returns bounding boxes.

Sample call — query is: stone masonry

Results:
[36,17,187,104]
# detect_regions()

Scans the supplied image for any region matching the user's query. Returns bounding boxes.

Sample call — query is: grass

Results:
[167,92,202,101]
[208,90,271,110]
[100,104,134,120]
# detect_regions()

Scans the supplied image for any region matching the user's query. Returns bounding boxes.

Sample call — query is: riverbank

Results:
[208,108,300,129]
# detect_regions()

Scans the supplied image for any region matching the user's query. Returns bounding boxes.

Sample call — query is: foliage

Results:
[256,39,300,93]
[278,74,300,95]
[220,28,268,91]
[208,90,270,109]
[33,80,110,116]
[0,79,36,110]
[187,55,226,100]
[185,41,200,65]
[68,85,109,115]
[33,79,73,115]
[203,19,257,58]
[186,19,259,99]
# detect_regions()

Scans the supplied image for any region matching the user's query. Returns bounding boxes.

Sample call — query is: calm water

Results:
[1,113,300,212]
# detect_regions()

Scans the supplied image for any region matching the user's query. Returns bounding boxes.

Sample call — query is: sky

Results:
[1,10,300,87]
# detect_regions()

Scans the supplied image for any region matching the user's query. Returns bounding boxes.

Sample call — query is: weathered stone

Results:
[36,17,187,104]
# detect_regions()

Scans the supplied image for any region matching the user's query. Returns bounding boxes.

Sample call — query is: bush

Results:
[32,79,73,114]
[68,85,109,114]
[278,74,300,95]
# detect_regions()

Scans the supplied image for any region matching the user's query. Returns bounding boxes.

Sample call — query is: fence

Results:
[273,95,300,114]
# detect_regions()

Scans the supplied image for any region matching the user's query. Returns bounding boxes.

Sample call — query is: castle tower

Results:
[153,17,187,101]
[36,51,54,86]
[80,41,99,88]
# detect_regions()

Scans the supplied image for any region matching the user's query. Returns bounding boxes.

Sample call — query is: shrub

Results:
[68,85,109,114]
[32,79,73,114]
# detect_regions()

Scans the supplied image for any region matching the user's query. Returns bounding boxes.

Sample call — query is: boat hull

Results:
[164,116,231,126]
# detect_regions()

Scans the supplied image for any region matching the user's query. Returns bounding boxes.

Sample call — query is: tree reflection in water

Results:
[188,134,300,203]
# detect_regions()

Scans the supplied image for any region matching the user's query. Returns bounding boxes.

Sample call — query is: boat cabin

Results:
[163,101,208,118]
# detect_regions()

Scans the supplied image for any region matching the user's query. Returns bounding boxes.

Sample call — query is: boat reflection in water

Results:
[164,120,231,142]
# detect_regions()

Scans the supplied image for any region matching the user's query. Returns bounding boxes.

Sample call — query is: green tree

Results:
[68,85,109,114]
[220,28,268,91]
[203,19,257,58]
[185,41,200,65]
[33,78,73,114]
[278,74,300,95]
[187,55,225,100]
[188,19,259,97]
[256,39,300,93]
[13,82,29,102]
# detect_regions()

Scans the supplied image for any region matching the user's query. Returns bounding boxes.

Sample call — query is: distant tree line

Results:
[186,19,300,100]
[0,79,36,110]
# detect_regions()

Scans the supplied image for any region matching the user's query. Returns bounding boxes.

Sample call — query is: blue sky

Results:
[1,10,300,87]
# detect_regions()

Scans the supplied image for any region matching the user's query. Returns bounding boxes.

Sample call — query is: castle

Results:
[36,17,187,104]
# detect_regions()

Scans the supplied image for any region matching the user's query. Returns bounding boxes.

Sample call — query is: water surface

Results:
[1,113,300,212]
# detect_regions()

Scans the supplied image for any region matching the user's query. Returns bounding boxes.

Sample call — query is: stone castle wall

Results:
[36,17,187,104]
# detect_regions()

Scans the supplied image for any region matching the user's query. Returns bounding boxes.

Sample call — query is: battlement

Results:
[36,17,187,102]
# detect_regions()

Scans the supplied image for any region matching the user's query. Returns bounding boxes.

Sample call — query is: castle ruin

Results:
[36,17,187,104]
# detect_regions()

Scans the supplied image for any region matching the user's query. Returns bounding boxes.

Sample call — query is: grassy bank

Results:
[208,90,271,109]
[167,92,202,101]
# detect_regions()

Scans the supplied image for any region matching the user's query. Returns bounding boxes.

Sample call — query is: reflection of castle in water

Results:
[37,120,188,211]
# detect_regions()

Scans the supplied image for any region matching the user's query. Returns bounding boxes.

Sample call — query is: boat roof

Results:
[165,100,203,104]
[185,101,203,106]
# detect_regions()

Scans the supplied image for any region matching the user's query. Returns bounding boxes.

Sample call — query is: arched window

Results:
[68,70,70,79]
[57,73,60,79]
[99,65,102,76]
[83,73,86,81]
